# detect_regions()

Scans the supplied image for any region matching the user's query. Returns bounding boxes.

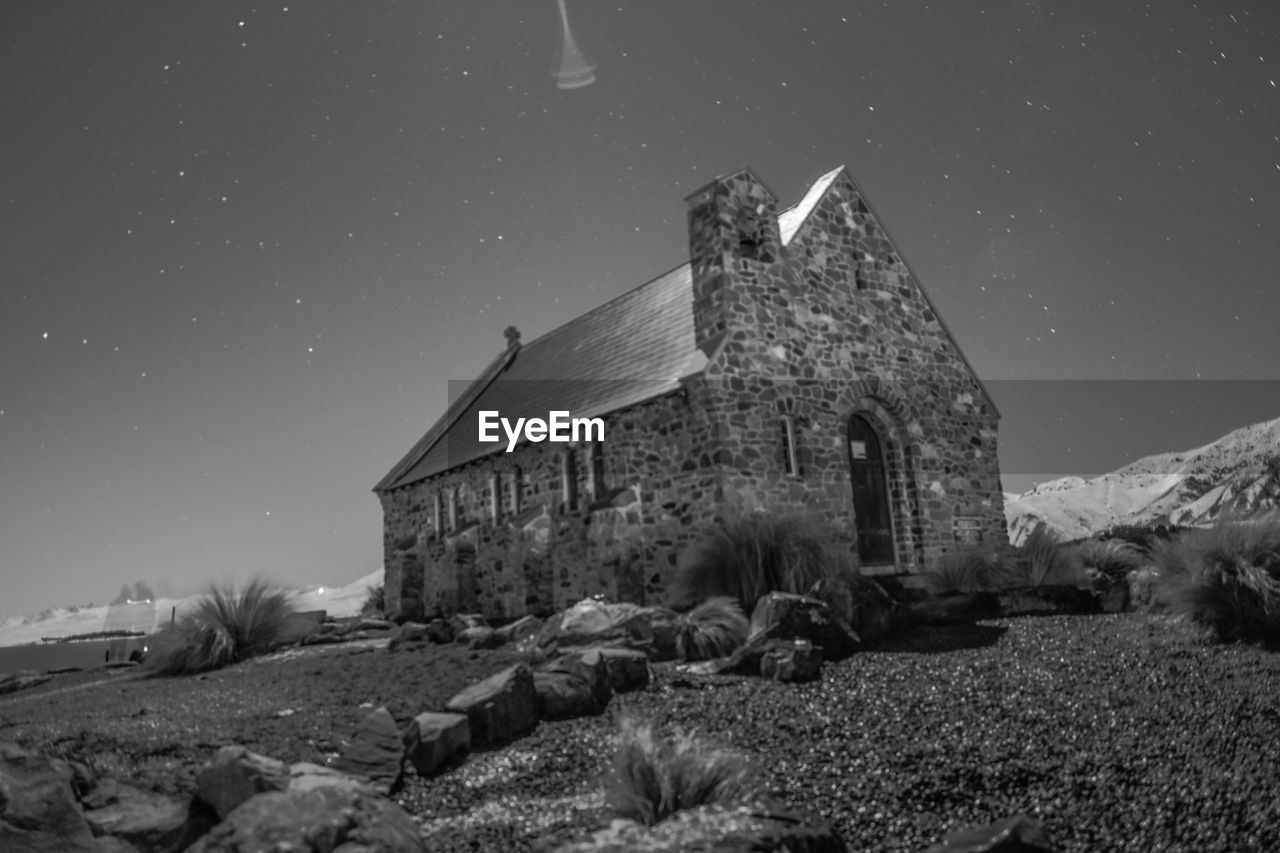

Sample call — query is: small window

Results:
[433,490,444,533]
[782,416,799,476]
[448,486,459,530]
[561,450,579,511]
[589,445,606,497]
[509,467,522,516]
[489,474,502,523]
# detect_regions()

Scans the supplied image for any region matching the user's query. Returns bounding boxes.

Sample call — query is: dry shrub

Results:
[674,596,749,661]
[670,510,858,620]
[147,576,296,675]
[922,549,1004,594]
[1072,538,1148,584]
[1151,512,1280,646]
[604,715,755,827]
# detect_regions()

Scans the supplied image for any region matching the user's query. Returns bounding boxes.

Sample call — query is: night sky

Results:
[3,1,1278,617]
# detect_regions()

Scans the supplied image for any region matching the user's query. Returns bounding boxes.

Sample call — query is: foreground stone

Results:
[457,625,502,649]
[402,712,470,777]
[535,600,678,658]
[386,621,429,651]
[0,742,98,852]
[534,670,609,719]
[286,762,377,795]
[185,786,425,853]
[750,593,859,659]
[553,802,846,852]
[759,638,823,682]
[81,783,191,853]
[578,645,651,692]
[445,663,538,747]
[540,648,613,707]
[0,672,53,695]
[920,814,1056,853]
[194,746,288,821]
[495,614,542,645]
[331,706,404,794]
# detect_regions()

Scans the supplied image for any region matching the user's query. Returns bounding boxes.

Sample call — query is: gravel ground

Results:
[3,613,1279,852]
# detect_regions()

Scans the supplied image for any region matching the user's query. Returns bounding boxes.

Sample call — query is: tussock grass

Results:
[147,577,296,675]
[1151,512,1280,646]
[674,596,749,661]
[669,510,858,620]
[361,583,385,617]
[604,715,755,827]
[1006,523,1087,587]
[1073,538,1147,584]
[922,549,1003,594]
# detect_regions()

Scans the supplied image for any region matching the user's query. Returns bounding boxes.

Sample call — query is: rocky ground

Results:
[2,612,1278,852]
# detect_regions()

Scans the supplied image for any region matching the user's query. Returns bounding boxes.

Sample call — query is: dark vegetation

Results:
[145,577,296,675]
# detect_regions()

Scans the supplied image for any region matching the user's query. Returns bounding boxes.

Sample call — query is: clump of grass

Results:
[1150,513,1280,646]
[922,549,1003,594]
[1072,538,1147,584]
[360,583,385,617]
[1006,523,1087,587]
[669,510,856,618]
[674,596,749,661]
[604,715,756,827]
[147,577,296,675]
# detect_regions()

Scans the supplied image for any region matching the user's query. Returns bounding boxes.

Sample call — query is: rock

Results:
[402,712,470,777]
[194,745,289,821]
[301,632,350,646]
[387,621,429,652]
[495,614,542,645]
[1099,580,1130,613]
[534,600,667,656]
[0,741,99,852]
[533,670,608,719]
[540,649,613,707]
[573,645,650,693]
[353,618,394,632]
[424,618,454,644]
[445,663,539,747]
[278,609,327,644]
[0,672,52,695]
[285,763,376,795]
[750,593,859,659]
[844,573,899,642]
[448,613,488,636]
[456,626,503,649]
[81,783,191,853]
[552,801,846,852]
[331,706,404,795]
[93,837,144,853]
[635,606,682,661]
[184,786,425,853]
[760,638,823,682]
[920,813,1056,852]
[81,777,123,811]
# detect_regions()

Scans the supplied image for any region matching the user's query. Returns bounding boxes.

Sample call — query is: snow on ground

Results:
[0,568,384,649]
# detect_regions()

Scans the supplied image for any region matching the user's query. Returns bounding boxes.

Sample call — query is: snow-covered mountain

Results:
[1005,416,1280,544]
[0,568,384,649]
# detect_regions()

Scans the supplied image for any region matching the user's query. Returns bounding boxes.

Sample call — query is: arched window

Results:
[848,414,894,565]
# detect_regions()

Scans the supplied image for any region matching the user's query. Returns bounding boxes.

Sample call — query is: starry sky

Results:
[2,1,1278,617]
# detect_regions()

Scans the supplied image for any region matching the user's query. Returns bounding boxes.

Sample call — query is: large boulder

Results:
[750,593,859,659]
[539,649,613,707]
[533,670,609,719]
[277,609,327,644]
[331,706,405,795]
[285,762,377,795]
[535,600,677,658]
[552,801,846,852]
[759,638,823,682]
[81,783,192,853]
[920,814,1056,852]
[402,712,470,777]
[386,621,430,652]
[445,664,539,747]
[184,786,425,853]
[573,645,650,693]
[495,614,543,645]
[456,626,503,649]
[448,613,488,636]
[844,573,899,642]
[0,742,99,853]
[194,746,289,821]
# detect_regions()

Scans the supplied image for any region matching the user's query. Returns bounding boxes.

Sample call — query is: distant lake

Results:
[0,637,149,677]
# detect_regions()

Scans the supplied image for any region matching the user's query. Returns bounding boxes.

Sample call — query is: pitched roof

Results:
[376,263,702,491]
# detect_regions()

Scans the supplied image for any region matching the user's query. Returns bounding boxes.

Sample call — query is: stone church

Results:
[374,165,1007,621]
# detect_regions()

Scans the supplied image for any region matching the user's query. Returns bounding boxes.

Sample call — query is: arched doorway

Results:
[848,414,895,566]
